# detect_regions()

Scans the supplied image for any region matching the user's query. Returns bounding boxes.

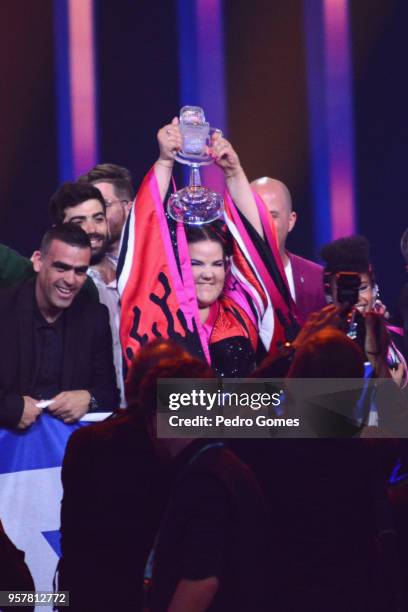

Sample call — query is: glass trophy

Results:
[167,106,224,225]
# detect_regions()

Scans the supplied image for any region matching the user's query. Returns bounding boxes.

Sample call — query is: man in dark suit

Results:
[0,223,119,430]
[251,177,326,324]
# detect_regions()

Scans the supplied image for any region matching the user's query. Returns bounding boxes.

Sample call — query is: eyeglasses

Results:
[104,198,129,208]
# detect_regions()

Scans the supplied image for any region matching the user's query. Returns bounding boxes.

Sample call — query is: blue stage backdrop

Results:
[0,0,406,309]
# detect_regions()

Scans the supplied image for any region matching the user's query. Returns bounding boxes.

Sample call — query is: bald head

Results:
[251,177,297,256]
[251,177,292,211]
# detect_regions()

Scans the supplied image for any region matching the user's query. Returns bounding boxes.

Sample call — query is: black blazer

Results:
[0,278,120,428]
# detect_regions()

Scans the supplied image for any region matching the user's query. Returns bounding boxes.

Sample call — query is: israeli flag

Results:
[0,412,108,611]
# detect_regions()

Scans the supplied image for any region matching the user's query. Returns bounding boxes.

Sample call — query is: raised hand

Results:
[209,132,242,178]
[157,117,182,164]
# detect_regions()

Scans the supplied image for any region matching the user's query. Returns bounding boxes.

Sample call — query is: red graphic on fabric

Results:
[210,296,258,350]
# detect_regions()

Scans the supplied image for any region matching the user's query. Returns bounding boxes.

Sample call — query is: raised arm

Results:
[154,117,182,201]
[153,121,263,239]
[210,133,263,237]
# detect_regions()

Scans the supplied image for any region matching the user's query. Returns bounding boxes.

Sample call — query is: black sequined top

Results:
[209,336,256,378]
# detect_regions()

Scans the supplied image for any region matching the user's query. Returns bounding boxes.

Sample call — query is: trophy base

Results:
[167,186,224,225]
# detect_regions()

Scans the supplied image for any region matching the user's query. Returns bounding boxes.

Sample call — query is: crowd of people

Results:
[1,118,408,611]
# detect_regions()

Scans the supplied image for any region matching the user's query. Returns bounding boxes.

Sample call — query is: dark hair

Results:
[185,220,233,257]
[286,329,364,437]
[78,163,134,201]
[287,328,365,379]
[401,227,408,265]
[320,235,371,275]
[125,340,192,410]
[138,355,214,417]
[40,223,91,255]
[49,182,106,224]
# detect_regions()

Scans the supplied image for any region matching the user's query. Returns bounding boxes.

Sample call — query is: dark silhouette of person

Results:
[58,340,192,611]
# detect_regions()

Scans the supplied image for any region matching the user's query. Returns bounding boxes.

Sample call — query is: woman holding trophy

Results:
[118,109,298,377]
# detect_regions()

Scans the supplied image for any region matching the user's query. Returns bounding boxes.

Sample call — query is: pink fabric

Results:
[387,325,404,336]
[149,172,196,333]
[176,221,211,363]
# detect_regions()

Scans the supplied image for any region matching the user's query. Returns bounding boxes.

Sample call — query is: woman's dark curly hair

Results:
[185,220,233,257]
[320,235,371,275]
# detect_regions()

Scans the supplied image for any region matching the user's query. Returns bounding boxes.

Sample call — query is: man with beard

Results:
[0,223,119,429]
[0,182,125,405]
[78,163,134,261]
[49,182,126,406]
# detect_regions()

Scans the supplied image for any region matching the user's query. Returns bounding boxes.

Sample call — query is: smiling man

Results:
[32,232,90,314]
[78,163,134,260]
[49,182,110,269]
[49,181,126,406]
[0,223,119,430]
